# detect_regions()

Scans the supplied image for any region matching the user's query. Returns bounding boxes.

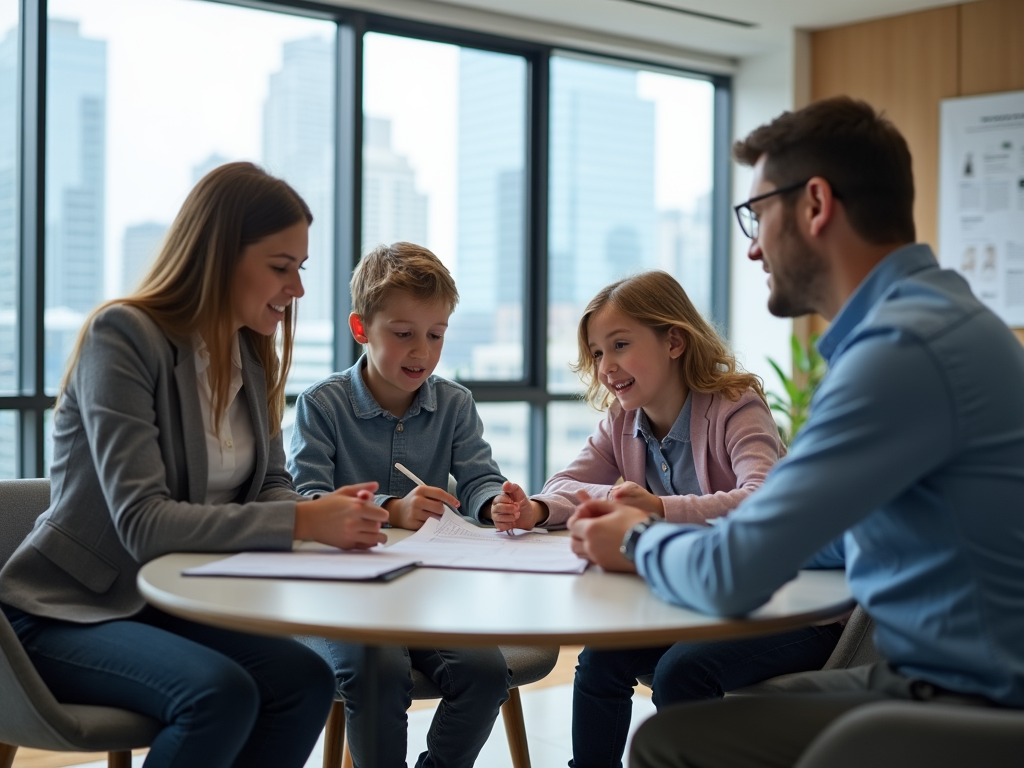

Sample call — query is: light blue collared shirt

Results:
[634,395,702,498]
[634,244,1024,706]
[287,356,506,520]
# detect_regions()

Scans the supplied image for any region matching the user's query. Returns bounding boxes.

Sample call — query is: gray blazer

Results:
[0,305,301,623]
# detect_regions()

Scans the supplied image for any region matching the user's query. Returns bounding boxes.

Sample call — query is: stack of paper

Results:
[387,508,588,574]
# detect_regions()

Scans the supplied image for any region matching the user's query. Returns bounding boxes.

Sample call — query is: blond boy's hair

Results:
[351,242,459,321]
[573,270,766,410]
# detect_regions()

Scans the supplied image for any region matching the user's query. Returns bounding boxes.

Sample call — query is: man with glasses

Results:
[568,96,1024,767]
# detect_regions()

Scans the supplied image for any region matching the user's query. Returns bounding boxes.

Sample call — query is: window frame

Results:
[4,0,732,491]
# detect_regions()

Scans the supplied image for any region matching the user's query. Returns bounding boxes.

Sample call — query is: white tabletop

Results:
[138,532,853,649]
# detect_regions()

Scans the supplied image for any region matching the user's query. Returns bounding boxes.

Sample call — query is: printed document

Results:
[386,508,588,574]
[183,549,418,581]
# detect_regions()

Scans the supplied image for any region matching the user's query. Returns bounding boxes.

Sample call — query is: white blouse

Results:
[194,334,256,504]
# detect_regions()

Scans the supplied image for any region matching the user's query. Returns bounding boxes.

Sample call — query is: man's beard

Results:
[766,211,825,319]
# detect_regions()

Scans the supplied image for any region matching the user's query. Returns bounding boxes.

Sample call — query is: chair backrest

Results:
[0,478,51,567]
[822,604,883,670]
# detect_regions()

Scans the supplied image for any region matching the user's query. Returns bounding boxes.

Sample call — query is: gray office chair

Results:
[795,700,1024,768]
[325,644,559,768]
[635,603,881,692]
[0,478,161,768]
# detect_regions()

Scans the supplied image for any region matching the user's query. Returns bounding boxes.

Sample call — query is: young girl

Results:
[0,163,388,768]
[489,271,842,768]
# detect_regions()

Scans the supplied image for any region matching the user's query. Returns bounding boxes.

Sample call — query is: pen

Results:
[394,462,515,537]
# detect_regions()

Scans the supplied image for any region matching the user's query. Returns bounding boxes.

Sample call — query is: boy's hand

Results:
[609,481,664,517]
[490,481,548,532]
[294,482,389,550]
[385,485,460,530]
[568,495,648,573]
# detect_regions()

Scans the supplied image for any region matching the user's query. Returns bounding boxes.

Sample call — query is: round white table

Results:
[138,534,853,768]
[137,537,853,649]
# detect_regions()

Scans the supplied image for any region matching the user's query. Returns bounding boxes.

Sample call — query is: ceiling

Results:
[415,0,970,59]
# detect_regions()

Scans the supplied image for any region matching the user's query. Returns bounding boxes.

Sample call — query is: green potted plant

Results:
[766,333,827,447]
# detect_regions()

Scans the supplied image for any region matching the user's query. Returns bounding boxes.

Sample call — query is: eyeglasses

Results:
[733,179,809,240]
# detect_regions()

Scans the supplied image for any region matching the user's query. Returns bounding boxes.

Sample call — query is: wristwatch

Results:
[619,514,661,563]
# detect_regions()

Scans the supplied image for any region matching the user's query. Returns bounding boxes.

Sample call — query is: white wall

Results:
[728,30,810,389]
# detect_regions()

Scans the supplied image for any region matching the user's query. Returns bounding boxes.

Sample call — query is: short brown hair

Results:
[351,242,459,322]
[573,271,765,410]
[733,97,915,245]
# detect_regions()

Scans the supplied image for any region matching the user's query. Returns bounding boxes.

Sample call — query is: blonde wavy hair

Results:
[573,271,765,410]
[59,162,311,436]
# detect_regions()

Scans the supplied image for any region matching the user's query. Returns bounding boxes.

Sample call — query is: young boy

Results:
[288,241,512,768]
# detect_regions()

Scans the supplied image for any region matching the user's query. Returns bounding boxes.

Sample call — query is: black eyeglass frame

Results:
[733,179,810,240]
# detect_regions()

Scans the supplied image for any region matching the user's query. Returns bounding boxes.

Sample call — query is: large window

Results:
[362,33,527,382]
[43,0,335,393]
[2,1,728,490]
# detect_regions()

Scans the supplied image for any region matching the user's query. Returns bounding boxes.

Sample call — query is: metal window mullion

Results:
[526,50,550,494]
[18,0,47,478]
[334,16,364,372]
[710,74,732,336]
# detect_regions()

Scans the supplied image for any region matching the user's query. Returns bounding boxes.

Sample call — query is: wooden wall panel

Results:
[961,0,1024,95]
[811,7,960,250]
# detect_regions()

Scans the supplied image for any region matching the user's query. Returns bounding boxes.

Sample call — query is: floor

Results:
[11,647,657,768]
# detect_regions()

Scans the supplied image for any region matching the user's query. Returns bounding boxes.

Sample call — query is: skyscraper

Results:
[450,48,526,378]
[548,57,657,308]
[121,222,167,294]
[0,23,19,397]
[262,35,334,324]
[45,19,106,389]
[362,115,427,256]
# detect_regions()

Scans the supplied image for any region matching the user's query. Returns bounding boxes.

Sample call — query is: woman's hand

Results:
[488,481,548,532]
[609,481,664,516]
[294,482,389,549]
[385,485,461,530]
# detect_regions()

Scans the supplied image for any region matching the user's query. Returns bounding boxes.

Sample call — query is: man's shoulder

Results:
[849,266,991,356]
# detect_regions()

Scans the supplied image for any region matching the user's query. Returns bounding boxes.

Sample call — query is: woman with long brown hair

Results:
[0,162,388,768]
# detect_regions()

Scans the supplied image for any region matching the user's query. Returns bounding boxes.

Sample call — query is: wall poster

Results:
[938,89,1024,327]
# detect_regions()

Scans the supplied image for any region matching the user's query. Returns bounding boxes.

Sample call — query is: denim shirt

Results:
[634,244,1024,706]
[634,395,702,498]
[287,356,506,521]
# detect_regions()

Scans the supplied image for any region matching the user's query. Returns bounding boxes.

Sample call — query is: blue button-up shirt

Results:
[287,356,506,520]
[635,244,1024,706]
[634,395,702,498]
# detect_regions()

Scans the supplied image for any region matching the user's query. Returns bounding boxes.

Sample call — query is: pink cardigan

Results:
[534,389,784,528]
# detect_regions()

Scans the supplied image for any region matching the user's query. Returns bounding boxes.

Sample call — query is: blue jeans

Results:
[300,638,511,768]
[571,623,845,768]
[4,604,335,768]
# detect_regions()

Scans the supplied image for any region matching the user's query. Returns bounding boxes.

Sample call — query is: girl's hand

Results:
[490,481,548,532]
[609,481,664,517]
[385,485,461,530]
[294,482,389,550]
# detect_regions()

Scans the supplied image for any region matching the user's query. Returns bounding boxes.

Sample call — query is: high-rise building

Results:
[46,19,105,315]
[262,36,334,325]
[121,222,167,295]
[449,48,526,378]
[547,57,657,391]
[44,19,106,389]
[0,24,19,397]
[362,116,427,257]
[658,191,712,319]
[262,36,337,391]
[548,58,657,307]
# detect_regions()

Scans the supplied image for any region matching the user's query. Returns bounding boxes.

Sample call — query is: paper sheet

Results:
[182,549,418,581]
[386,508,588,574]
